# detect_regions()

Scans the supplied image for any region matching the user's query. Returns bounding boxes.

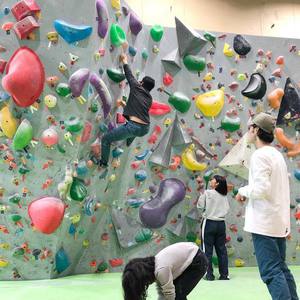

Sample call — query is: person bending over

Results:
[122,242,208,300]
[99,54,155,168]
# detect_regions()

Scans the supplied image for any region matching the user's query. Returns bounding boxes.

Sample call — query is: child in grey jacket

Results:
[197,175,230,281]
[122,242,208,300]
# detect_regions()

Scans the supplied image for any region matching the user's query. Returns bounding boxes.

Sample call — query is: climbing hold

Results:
[89,72,112,119]
[272,68,282,78]
[134,170,147,182]
[150,24,164,42]
[149,100,171,116]
[128,45,137,57]
[267,88,284,109]
[275,127,300,157]
[0,105,17,139]
[44,94,57,108]
[181,144,207,171]
[96,0,109,39]
[28,196,65,234]
[65,116,83,133]
[221,116,241,132]
[110,23,126,47]
[56,83,71,97]
[204,32,216,47]
[168,92,191,113]
[2,46,45,107]
[54,20,92,44]
[68,68,90,98]
[163,73,173,86]
[223,43,234,57]
[276,56,284,65]
[41,127,59,146]
[142,48,149,60]
[55,247,70,273]
[12,119,33,150]
[70,177,87,202]
[129,12,142,35]
[135,228,152,242]
[277,78,300,125]
[233,35,251,55]
[183,55,206,73]
[139,178,186,228]
[106,68,125,83]
[234,258,245,267]
[241,73,267,100]
[294,169,300,181]
[195,89,225,117]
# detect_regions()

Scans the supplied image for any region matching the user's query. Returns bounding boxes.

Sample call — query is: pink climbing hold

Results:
[2,46,45,107]
[272,68,282,78]
[28,196,65,234]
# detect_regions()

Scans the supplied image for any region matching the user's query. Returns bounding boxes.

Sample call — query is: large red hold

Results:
[2,46,45,107]
[28,196,65,234]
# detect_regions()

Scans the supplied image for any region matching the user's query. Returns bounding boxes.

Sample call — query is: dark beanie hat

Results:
[142,76,155,92]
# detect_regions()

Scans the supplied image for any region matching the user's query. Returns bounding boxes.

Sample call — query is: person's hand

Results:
[119,53,128,65]
[116,98,126,107]
[235,193,246,204]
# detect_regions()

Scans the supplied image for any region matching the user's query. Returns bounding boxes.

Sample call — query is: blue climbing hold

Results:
[54,20,92,44]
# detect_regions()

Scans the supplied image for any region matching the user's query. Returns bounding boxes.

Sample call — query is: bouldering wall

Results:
[0,0,300,280]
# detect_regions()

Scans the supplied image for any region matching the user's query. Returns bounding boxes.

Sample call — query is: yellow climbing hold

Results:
[0,258,9,268]
[195,89,225,117]
[0,105,18,139]
[234,258,245,267]
[111,0,121,10]
[181,144,207,171]
[223,43,235,57]
[203,72,213,81]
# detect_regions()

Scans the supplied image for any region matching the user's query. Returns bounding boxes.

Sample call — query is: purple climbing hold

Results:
[139,178,186,228]
[129,12,143,36]
[68,68,90,97]
[96,0,109,39]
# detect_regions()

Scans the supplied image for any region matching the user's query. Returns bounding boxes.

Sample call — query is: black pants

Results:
[173,249,208,300]
[201,219,228,278]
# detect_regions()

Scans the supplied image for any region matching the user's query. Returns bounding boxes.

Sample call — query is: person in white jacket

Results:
[122,242,208,300]
[197,175,230,280]
[236,112,298,300]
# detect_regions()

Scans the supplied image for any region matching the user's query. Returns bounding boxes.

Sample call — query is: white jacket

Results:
[238,145,290,237]
[197,189,229,221]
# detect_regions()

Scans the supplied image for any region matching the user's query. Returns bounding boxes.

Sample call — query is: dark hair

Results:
[141,76,155,92]
[214,175,228,196]
[122,257,156,300]
[252,124,274,143]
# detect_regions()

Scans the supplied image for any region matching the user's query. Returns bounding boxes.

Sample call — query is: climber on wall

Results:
[98,52,155,168]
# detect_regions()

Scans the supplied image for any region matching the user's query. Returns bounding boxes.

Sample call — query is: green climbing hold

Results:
[70,177,87,202]
[65,116,83,133]
[106,68,125,83]
[19,166,30,174]
[97,260,109,272]
[11,214,22,222]
[204,32,216,45]
[12,119,33,150]
[135,228,153,243]
[150,24,164,42]
[212,255,219,266]
[8,194,21,206]
[186,231,197,242]
[204,170,214,189]
[13,247,25,257]
[168,92,191,113]
[221,116,241,132]
[110,23,126,47]
[90,102,98,113]
[183,55,206,73]
[232,187,239,196]
[56,83,71,97]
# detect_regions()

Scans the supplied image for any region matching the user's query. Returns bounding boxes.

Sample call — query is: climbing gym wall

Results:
[0,0,300,280]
